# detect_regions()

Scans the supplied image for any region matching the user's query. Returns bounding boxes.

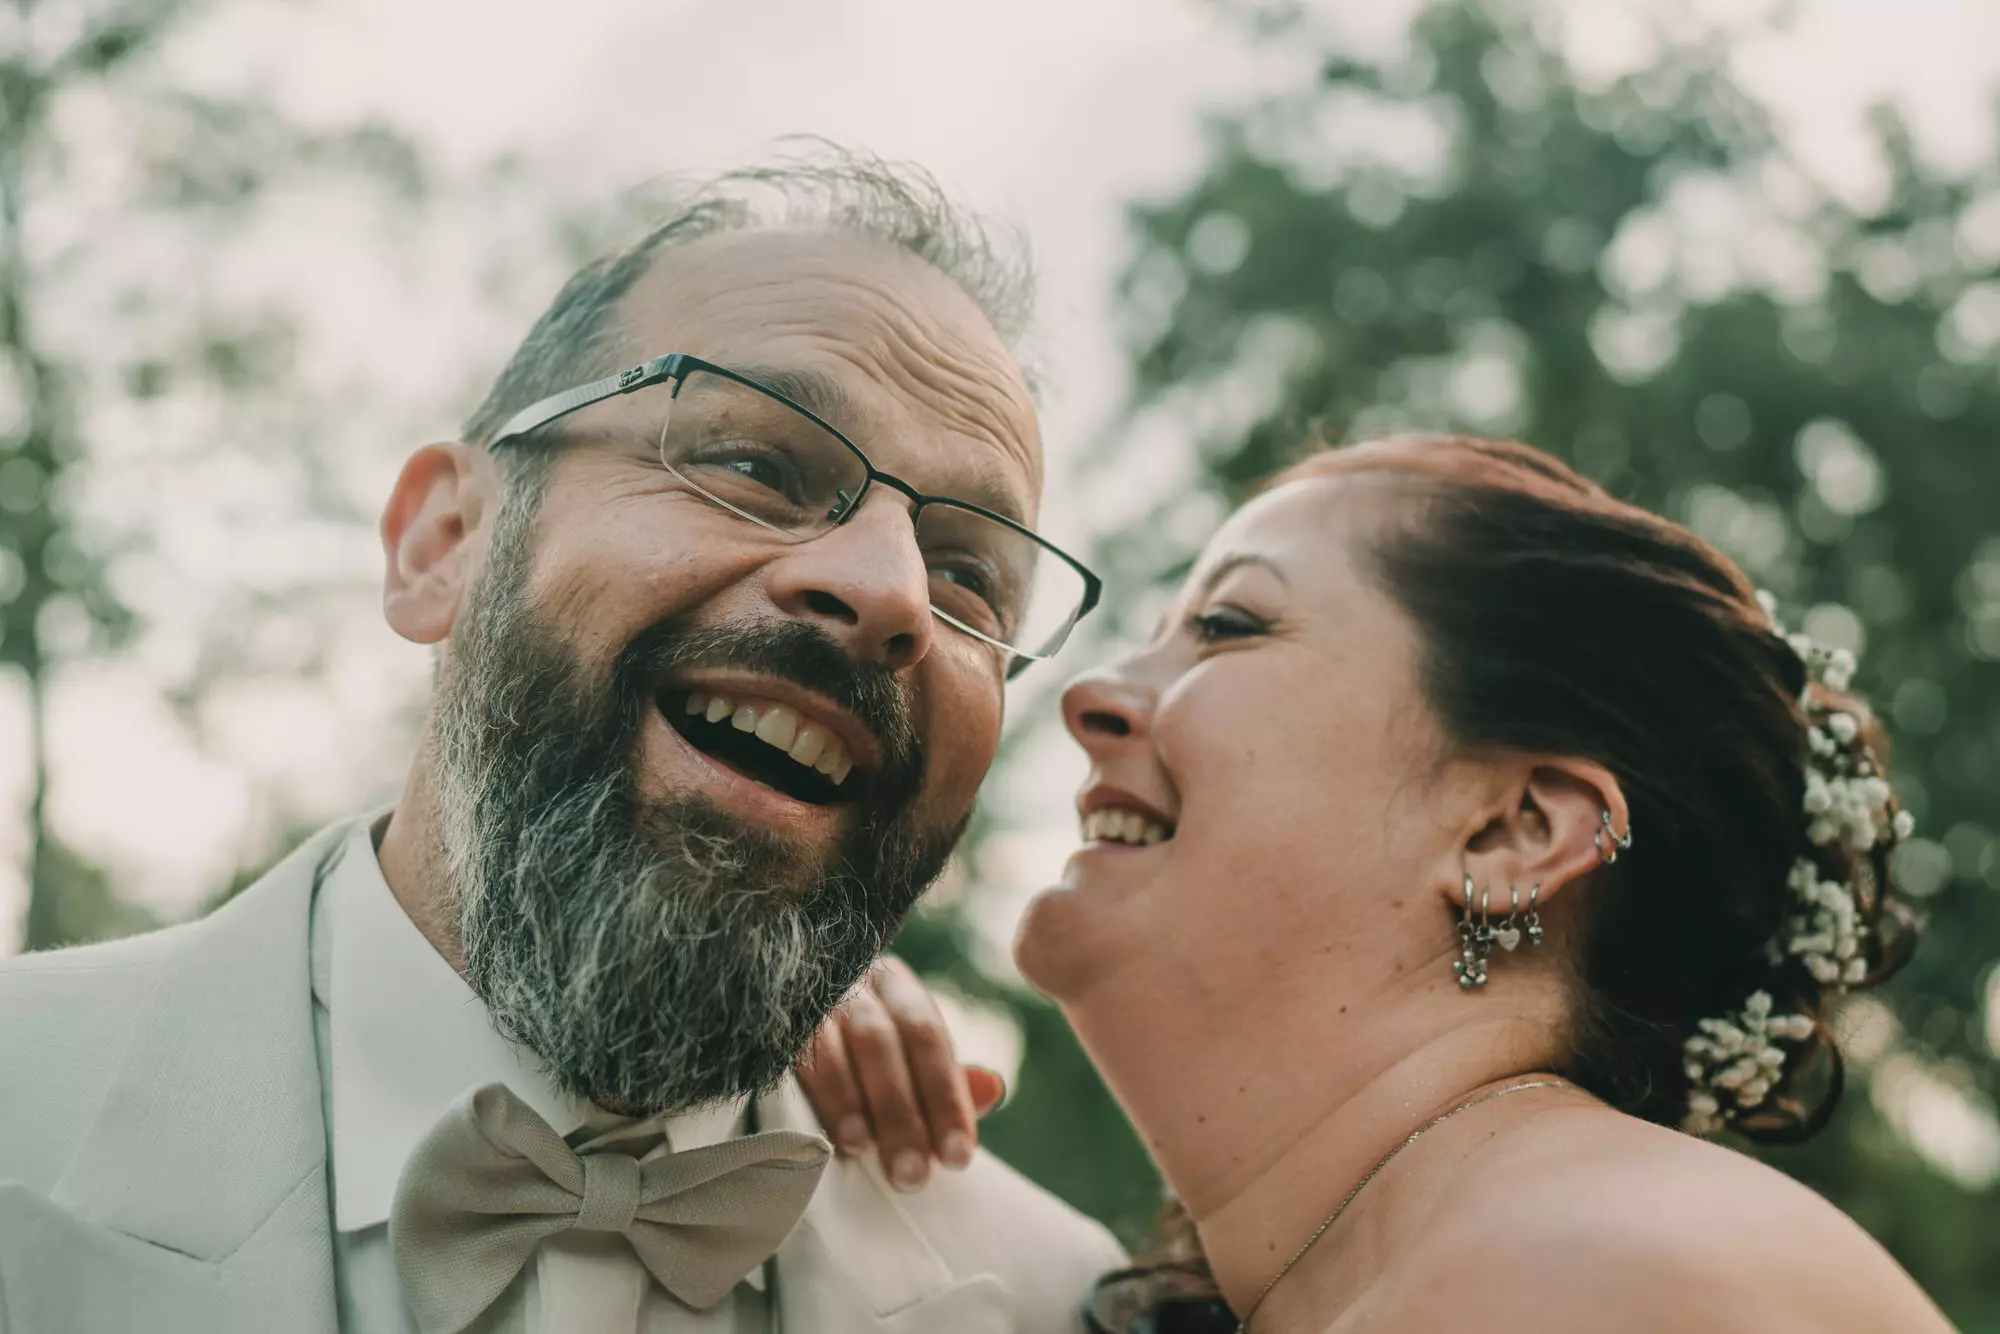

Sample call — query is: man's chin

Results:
[628,797,834,904]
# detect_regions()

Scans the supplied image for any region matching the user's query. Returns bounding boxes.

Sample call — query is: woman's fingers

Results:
[798,1017,873,1157]
[794,956,1005,1192]
[868,956,982,1172]
[838,971,939,1191]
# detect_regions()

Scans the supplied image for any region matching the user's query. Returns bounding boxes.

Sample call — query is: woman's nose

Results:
[1061,666,1153,750]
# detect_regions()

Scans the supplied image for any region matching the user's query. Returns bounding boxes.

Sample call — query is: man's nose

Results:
[765,492,934,671]
[1061,665,1155,755]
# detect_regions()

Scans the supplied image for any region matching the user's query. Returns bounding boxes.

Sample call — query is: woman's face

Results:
[1015,475,1465,1003]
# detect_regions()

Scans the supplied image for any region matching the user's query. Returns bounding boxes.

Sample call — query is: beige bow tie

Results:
[390,1083,830,1334]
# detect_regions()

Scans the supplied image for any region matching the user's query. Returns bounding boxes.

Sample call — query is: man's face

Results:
[404,230,1043,1113]
[519,230,1040,846]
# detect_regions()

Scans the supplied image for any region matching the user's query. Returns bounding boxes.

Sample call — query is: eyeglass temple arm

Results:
[482,354,685,450]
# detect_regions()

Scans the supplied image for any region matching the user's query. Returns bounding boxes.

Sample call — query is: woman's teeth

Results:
[1081,807,1170,847]
[683,691,855,786]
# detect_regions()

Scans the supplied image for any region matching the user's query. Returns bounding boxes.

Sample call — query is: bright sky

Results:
[5,0,2000,959]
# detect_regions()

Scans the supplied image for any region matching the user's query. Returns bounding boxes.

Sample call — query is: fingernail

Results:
[940,1131,973,1168]
[969,1066,1009,1114]
[835,1117,871,1155]
[890,1151,929,1192]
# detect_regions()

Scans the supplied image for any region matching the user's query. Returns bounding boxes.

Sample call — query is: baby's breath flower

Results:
[1682,597,1907,1134]
[1681,990,1817,1135]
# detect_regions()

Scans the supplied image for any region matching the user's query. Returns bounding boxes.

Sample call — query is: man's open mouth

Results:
[660,688,865,807]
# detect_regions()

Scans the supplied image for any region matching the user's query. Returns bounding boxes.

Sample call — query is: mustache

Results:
[614,616,927,808]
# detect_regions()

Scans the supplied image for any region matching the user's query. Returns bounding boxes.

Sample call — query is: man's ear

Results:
[1462,757,1628,910]
[380,443,499,645]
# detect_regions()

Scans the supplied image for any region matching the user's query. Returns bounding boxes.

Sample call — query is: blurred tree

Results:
[938,0,2000,1319]
[0,0,423,949]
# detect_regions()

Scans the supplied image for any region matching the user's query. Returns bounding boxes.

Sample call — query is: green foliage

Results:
[2,0,426,950]
[947,0,1998,1321]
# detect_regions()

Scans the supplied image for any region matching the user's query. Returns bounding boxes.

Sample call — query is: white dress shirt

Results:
[307,816,771,1334]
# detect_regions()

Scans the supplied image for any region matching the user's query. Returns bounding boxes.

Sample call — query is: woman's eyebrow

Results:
[1195,551,1291,598]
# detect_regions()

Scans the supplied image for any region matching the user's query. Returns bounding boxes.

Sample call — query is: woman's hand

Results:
[797,956,1006,1193]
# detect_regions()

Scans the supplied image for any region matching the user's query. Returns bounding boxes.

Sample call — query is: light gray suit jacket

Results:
[0,821,1126,1333]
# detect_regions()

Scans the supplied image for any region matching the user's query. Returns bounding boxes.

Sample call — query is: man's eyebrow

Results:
[732,364,861,434]
[1196,551,1291,596]
[943,463,1029,525]
[736,362,1031,525]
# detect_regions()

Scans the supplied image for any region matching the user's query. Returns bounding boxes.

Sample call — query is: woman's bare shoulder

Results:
[1356,1110,1952,1334]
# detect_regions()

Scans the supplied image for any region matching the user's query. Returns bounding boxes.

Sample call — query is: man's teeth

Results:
[1081,808,1169,847]
[682,691,854,785]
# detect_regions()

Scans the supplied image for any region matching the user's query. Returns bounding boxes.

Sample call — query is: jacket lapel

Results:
[3,821,352,1334]
[763,1076,1014,1334]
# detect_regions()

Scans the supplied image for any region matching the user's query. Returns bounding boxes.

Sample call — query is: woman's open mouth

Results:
[658,688,864,807]
[1079,806,1175,847]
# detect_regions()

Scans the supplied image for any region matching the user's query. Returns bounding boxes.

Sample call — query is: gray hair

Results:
[462,144,1036,459]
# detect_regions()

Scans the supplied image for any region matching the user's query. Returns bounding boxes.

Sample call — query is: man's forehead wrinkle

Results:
[812,339,1040,518]
[622,237,1042,524]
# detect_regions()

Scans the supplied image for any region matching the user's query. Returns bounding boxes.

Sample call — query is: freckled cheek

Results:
[1160,690,1378,848]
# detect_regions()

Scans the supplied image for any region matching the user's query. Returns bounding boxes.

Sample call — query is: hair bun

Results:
[1680,595,1917,1140]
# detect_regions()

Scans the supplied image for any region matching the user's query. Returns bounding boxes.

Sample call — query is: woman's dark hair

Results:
[1088,433,1916,1334]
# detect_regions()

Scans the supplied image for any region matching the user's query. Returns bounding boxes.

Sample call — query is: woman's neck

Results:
[1063,960,1569,1323]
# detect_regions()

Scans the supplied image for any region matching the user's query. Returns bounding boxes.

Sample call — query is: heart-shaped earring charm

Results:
[1495,926,1522,951]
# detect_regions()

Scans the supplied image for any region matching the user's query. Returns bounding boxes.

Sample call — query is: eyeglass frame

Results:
[484,352,1103,676]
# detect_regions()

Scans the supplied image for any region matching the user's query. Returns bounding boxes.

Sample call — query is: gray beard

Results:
[429,498,963,1115]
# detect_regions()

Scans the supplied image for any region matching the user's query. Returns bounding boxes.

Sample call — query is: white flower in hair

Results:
[1755,589,1783,631]
[1684,594,1917,1137]
[1681,990,1817,1135]
[1781,858,1869,985]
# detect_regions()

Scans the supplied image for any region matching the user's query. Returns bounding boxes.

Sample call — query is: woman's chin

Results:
[1011,886,1097,1001]
[1016,830,1190,999]
[1014,866,1146,1002]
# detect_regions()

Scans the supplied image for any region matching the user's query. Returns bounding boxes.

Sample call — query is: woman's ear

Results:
[381,443,497,645]
[1463,758,1627,909]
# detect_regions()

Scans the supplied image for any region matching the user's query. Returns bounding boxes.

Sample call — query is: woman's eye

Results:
[1189,606,1266,642]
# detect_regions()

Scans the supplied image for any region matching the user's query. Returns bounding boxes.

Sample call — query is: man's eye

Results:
[1189,606,1266,642]
[682,440,809,501]
[928,558,1014,636]
[938,566,992,599]
[718,454,787,491]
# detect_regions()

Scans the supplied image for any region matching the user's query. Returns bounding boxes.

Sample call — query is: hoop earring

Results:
[1453,874,1490,990]
[1524,882,1544,947]
[1494,882,1523,952]
[1594,809,1634,865]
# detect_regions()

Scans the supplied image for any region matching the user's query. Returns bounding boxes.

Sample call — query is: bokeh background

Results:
[6,0,2000,1324]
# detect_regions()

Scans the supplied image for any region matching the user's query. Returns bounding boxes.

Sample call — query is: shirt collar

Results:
[311,818,749,1236]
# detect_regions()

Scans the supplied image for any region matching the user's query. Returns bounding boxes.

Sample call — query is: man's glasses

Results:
[486,353,1102,676]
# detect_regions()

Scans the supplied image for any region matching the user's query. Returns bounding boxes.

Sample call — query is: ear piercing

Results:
[1594,809,1634,865]
[1454,879,1543,988]
[1492,882,1523,953]
[1453,874,1490,989]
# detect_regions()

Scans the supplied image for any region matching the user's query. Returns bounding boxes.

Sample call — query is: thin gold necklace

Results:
[1234,1077,1571,1332]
